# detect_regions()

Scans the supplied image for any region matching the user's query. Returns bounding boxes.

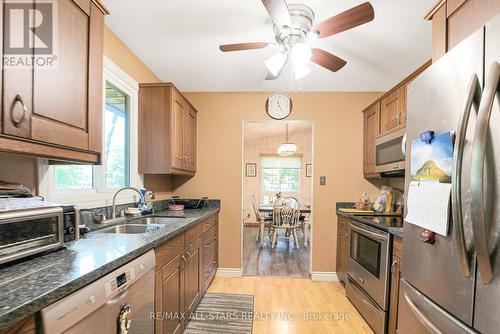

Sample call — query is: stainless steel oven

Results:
[374,126,406,174]
[0,198,75,265]
[346,220,391,334]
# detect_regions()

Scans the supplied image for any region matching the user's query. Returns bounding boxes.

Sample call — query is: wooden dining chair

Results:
[271,197,301,249]
[251,194,272,246]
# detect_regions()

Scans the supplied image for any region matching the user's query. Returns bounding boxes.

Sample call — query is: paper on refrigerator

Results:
[405,132,454,236]
[405,180,451,236]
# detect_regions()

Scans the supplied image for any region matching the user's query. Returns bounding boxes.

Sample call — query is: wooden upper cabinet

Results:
[184,106,197,172]
[380,86,405,134]
[171,91,186,171]
[0,0,108,163]
[363,102,380,177]
[426,0,500,62]
[139,83,197,176]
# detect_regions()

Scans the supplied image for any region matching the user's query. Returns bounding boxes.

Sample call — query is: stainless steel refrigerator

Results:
[399,13,500,334]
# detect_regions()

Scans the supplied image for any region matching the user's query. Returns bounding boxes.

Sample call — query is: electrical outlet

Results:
[320,176,326,186]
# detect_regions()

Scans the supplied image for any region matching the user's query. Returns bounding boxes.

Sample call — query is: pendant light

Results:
[277,123,297,156]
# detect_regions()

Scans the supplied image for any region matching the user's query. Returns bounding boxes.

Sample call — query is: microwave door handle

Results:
[404,293,444,334]
[452,73,481,278]
[470,61,500,284]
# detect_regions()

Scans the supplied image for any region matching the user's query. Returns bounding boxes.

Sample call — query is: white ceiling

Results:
[244,121,313,142]
[103,0,435,92]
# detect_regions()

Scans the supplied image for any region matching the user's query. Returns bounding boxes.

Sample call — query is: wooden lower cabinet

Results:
[184,238,202,318]
[388,236,403,334]
[155,253,184,334]
[0,314,36,334]
[154,213,218,334]
[336,215,349,283]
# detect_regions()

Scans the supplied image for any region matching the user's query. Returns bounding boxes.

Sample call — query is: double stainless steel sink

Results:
[97,216,187,234]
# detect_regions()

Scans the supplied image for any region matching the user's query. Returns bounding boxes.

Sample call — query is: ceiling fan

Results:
[219,0,375,80]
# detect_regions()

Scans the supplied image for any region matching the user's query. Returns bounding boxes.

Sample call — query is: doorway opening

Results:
[241,120,313,278]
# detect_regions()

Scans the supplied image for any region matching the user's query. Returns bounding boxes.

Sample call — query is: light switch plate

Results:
[320,176,326,186]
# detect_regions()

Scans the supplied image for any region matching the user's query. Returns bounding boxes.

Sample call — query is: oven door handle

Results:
[404,293,443,334]
[349,222,389,242]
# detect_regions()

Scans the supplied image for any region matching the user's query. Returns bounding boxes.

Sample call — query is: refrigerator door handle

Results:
[404,293,444,334]
[451,73,482,278]
[470,61,500,284]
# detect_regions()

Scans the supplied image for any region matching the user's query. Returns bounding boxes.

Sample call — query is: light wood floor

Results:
[243,226,310,278]
[208,276,374,334]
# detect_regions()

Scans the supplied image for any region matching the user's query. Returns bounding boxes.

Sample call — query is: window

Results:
[38,57,142,207]
[103,82,130,188]
[261,156,301,204]
[262,168,299,193]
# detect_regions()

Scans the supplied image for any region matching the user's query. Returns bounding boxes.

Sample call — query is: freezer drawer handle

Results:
[404,293,443,334]
[347,275,380,313]
[470,61,500,284]
[451,73,481,278]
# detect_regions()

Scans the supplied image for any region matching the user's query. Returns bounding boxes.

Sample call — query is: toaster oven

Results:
[0,198,79,265]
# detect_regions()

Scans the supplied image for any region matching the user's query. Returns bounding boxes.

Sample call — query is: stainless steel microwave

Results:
[374,127,406,174]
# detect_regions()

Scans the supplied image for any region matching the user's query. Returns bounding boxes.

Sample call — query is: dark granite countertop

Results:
[0,206,220,329]
[336,210,404,238]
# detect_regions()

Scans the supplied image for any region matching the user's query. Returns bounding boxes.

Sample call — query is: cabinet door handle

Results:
[11,95,28,127]
[391,259,398,274]
[180,255,187,270]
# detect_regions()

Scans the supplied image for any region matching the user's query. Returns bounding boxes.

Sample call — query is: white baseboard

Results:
[216,268,243,277]
[311,272,340,281]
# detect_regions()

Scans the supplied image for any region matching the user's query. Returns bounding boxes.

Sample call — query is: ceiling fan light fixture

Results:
[291,43,312,65]
[265,52,287,76]
[293,59,311,80]
[307,30,319,41]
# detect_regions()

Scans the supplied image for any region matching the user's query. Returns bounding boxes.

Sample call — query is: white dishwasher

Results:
[42,250,155,334]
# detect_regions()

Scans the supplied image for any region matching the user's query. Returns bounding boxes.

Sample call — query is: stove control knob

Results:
[87,295,96,304]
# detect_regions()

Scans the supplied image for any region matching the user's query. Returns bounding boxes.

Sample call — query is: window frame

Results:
[38,57,143,208]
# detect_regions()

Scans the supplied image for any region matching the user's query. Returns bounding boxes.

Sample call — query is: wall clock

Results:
[266,93,292,120]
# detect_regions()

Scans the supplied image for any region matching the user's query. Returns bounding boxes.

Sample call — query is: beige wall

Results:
[0,153,38,194]
[103,27,159,83]
[171,92,385,272]
[243,128,313,222]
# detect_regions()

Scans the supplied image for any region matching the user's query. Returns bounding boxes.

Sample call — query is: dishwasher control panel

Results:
[104,262,148,296]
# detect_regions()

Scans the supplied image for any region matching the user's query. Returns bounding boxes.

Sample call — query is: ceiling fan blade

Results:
[219,42,269,52]
[265,57,288,80]
[261,0,292,28]
[311,48,347,72]
[314,2,374,39]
